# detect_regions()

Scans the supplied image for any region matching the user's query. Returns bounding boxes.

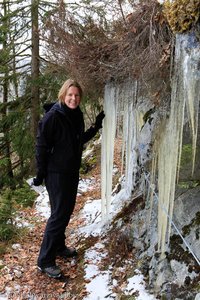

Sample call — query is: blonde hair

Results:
[58,79,83,103]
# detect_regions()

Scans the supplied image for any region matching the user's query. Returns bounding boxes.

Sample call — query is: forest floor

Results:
[0,178,103,299]
[0,139,156,300]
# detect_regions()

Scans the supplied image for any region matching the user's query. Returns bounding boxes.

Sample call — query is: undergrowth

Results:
[0,182,37,254]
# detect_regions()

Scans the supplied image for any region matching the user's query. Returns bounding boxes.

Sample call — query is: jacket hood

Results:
[50,102,82,116]
[43,102,56,113]
[43,102,66,114]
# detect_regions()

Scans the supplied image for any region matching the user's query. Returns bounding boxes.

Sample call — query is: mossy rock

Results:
[163,0,200,33]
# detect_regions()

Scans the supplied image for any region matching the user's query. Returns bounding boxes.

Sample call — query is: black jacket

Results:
[35,102,99,176]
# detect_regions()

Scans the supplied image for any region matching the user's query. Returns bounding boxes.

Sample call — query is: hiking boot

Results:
[37,265,62,279]
[57,247,78,259]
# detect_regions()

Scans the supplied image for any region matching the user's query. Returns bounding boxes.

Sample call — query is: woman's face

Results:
[64,86,81,109]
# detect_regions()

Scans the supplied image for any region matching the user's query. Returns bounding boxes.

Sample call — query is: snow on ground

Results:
[84,243,114,300]
[124,270,156,300]
[77,178,96,194]
[27,177,157,300]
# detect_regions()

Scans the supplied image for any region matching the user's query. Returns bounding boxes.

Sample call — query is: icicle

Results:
[122,80,138,193]
[157,117,181,254]
[101,83,117,220]
[156,43,186,254]
[101,80,138,219]
[121,92,128,177]
[148,145,157,224]
[156,33,200,256]
[183,51,200,176]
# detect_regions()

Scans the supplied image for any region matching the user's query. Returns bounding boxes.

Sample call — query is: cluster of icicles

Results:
[101,80,139,220]
[101,34,200,257]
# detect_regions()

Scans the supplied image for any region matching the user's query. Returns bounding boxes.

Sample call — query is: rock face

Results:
[103,27,200,297]
[173,187,200,238]
[130,185,200,298]
[131,30,200,297]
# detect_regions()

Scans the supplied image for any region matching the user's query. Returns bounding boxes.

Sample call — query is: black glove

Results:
[33,172,45,186]
[94,111,105,130]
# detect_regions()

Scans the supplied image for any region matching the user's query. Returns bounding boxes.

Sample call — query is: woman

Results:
[33,79,105,278]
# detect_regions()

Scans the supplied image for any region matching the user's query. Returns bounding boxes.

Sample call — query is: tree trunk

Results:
[11,24,19,99]
[30,0,40,171]
[2,0,14,182]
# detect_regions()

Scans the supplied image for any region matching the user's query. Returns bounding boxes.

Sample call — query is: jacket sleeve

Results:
[35,112,56,177]
[82,126,99,144]
[82,111,105,144]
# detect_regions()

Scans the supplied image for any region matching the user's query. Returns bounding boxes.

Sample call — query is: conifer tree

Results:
[0,0,14,187]
[0,0,58,186]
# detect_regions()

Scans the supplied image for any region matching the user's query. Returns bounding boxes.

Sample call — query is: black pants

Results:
[37,172,79,268]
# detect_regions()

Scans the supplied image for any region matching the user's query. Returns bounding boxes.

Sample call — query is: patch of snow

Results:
[84,245,114,300]
[85,264,99,278]
[27,177,96,219]
[0,284,21,300]
[78,178,96,194]
[80,199,102,224]
[112,165,118,175]
[195,293,200,300]
[34,189,50,219]
[26,178,45,194]
[78,185,136,237]
[15,216,33,229]
[84,272,113,300]
[124,270,156,300]
[11,244,22,250]
[82,147,94,159]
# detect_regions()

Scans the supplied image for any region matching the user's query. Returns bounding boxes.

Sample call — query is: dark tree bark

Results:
[30,0,40,171]
[2,0,14,181]
[31,0,40,140]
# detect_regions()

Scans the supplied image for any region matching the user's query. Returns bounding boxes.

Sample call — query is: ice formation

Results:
[101,80,138,219]
[101,84,117,219]
[184,51,199,176]
[101,34,200,258]
[155,34,200,254]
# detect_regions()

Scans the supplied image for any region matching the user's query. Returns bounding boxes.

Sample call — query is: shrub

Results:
[0,189,16,241]
[12,182,37,208]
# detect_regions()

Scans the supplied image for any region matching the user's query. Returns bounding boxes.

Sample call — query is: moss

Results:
[168,234,195,264]
[163,0,200,33]
[80,155,97,174]
[177,181,199,189]
[180,144,193,167]
[79,160,90,174]
[179,143,200,180]
[160,295,168,300]
[181,144,192,161]
[182,211,200,236]
[113,195,145,225]
[80,142,100,175]
[182,224,191,236]
[195,211,200,225]
[120,296,137,300]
